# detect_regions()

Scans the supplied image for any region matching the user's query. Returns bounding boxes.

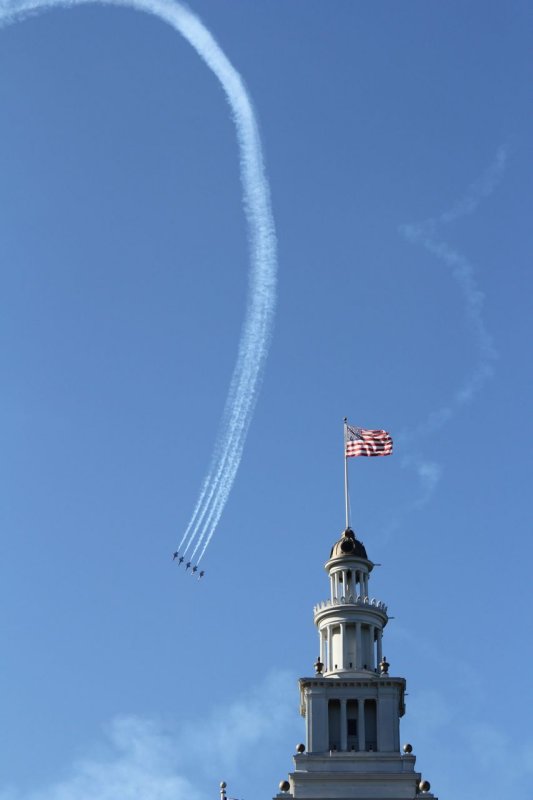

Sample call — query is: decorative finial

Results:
[220,782,227,800]
[419,779,431,793]
[296,743,305,753]
[403,743,413,754]
[314,656,324,674]
[379,656,390,675]
[279,780,290,793]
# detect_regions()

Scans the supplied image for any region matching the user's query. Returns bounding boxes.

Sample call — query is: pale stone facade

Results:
[275,528,437,800]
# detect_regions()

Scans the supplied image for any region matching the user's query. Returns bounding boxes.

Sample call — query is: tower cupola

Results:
[315,528,388,676]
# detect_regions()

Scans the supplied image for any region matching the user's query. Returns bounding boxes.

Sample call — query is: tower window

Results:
[328,699,341,751]
[347,700,358,750]
[365,699,377,751]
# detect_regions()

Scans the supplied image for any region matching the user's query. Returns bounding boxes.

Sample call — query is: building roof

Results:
[329,527,368,560]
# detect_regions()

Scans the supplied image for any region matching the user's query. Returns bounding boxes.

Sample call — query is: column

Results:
[369,625,375,669]
[356,571,362,597]
[363,574,369,598]
[340,623,345,670]
[327,625,333,671]
[320,628,326,664]
[355,622,362,668]
[376,628,383,669]
[340,699,347,751]
[358,698,366,751]
[306,691,312,751]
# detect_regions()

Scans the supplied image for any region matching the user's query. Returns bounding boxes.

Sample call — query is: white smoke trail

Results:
[399,147,506,446]
[190,296,272,562]
[176,473,208,553]
[0,0,278,561]
[185,174,274,561]
[385,147,507,531]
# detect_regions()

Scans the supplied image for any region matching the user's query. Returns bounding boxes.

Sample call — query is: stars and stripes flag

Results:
[344,423,393,458]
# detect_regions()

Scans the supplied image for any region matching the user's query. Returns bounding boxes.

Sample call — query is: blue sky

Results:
[0,2,532,798]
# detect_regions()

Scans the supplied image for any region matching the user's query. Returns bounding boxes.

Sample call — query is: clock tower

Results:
[276,527,437,800]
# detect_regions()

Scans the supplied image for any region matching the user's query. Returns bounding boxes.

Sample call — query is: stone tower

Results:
[276,527,437,800]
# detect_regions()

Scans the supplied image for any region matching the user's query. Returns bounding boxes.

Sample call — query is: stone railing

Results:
[313,596,388,614]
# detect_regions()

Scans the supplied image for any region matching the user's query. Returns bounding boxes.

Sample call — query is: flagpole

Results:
[343,417,349,529]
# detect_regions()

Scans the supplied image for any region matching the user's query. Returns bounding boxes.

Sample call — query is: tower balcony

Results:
[314,595,388,619]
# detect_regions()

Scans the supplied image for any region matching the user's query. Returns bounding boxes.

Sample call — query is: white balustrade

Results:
[314,597,388,614]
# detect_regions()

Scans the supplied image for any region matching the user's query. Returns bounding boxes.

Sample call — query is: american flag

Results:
[345,424,393,457]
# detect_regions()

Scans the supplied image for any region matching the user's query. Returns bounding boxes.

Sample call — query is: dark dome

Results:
[329,528,368,560]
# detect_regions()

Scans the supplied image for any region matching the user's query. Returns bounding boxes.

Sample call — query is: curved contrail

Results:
[378,148,506,544]
[399,147,505,446]
[0,0,278,561]
[390,148,506,523]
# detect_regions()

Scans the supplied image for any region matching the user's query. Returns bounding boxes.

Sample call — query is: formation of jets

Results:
[172,551,205,580]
